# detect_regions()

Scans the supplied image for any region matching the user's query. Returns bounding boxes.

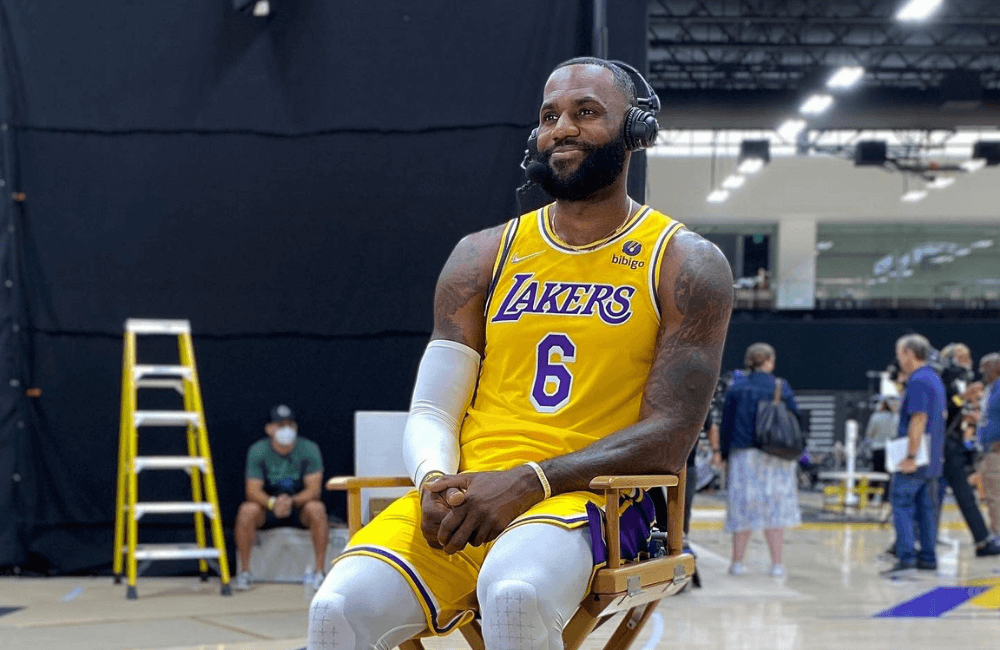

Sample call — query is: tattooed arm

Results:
[430,229,733,553]
[429,226,505,351]
[538,229,734,490]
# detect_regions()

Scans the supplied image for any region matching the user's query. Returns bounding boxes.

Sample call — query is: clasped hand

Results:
[419,467,544,554]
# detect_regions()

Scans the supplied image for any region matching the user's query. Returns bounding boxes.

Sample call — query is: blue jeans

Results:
[892,473,938,565]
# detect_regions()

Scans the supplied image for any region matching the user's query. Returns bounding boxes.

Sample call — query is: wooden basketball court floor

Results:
[2,504,998,650]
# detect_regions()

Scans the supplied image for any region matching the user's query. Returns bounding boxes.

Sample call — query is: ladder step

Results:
[131,544,220,561]
[135,379,186,393]
[125,319,191,335]
[134,364,193,380]
[133,502,215,519]
[134,411,200,427]
[133,456,207,472]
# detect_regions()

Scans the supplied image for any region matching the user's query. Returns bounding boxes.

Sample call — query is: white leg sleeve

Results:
[308,555,427,650]
[478,524,593,650]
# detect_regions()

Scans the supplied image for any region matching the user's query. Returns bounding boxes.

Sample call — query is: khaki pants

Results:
[980,444,1000,536]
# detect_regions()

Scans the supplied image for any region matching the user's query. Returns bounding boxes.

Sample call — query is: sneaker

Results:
[770,563,786,578]
[916,559,937,571]
[975,539,1000,557]
[311,570,325,591]
[728,562,747,576]
[880,561,916,577]
[233,571,252,591]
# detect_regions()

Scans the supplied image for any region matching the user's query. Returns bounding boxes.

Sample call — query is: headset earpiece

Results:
[610,60,660,152]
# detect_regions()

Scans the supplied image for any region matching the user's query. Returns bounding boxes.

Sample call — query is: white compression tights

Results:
[307,524,593,650]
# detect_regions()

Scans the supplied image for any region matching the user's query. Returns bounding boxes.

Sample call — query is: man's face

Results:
[534,65,630,201]
[896,345,915,374]
[955,350,972,369]
[982,361,1000,384]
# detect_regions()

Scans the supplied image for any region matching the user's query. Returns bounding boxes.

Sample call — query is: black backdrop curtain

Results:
[0,0,650,572]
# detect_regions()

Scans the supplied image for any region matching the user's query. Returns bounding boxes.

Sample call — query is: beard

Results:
[536,135,628,202]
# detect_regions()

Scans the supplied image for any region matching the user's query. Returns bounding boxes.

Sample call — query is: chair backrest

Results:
[354,411,411,524]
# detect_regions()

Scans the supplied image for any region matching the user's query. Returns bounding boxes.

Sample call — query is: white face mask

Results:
[274,425,297,446]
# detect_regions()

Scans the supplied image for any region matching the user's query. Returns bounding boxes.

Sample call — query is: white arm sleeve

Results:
[403,339,481,488]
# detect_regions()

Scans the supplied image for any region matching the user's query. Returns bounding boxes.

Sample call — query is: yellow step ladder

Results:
[112,318,232,598]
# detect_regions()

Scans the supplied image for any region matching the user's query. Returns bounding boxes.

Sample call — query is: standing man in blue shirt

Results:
[884,334,947,576]
[974,353,1000,538]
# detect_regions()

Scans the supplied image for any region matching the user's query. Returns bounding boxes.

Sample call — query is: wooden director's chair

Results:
[326,471,693,650]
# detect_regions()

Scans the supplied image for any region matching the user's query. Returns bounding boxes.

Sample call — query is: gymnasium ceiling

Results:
[647,0,1000,129]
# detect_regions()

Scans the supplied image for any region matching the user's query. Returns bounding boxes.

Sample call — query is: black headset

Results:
[523,59,661,176]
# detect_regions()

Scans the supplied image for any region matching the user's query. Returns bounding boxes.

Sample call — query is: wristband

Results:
[267,496,276,510]
[419,470,445,493]
[525,461,551,500]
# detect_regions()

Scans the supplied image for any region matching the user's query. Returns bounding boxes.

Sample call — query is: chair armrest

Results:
[591,471,686,569]
[589,475,679,490]
[325,476,414,491]
[324,476,414,536]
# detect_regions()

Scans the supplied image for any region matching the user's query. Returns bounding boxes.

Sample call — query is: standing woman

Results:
[720,343,802,578]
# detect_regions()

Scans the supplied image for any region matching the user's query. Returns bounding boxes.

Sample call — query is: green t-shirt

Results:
[245,437,323,496]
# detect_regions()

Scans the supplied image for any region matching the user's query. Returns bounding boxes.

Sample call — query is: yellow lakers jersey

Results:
[459,203,684,472]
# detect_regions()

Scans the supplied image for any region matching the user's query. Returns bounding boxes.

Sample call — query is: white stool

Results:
[242,525,349,582]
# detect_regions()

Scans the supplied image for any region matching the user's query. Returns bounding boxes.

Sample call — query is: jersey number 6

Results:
[530,333,576,413]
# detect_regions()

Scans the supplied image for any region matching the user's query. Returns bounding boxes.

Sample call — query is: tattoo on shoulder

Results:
[432,225,505,345]
[644,237,733,415]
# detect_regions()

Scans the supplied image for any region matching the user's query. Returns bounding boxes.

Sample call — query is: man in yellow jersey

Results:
[308,58,733,650]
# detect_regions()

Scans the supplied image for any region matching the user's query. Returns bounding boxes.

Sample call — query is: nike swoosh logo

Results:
[510,251,544,264]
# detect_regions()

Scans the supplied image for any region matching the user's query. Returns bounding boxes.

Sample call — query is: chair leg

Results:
[460,620,486,650]
[601,601,660,650]
[562,606,601,650]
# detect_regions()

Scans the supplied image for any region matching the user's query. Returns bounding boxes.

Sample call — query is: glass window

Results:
[815,224,1000,308]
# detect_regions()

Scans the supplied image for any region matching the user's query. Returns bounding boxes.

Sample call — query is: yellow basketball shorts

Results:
[336,489,603,636]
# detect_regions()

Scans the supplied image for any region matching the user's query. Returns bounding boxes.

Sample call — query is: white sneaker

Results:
[233,571,252,591]
[770,563,786,578]
[311,570,325,591]
[728,562,747,576]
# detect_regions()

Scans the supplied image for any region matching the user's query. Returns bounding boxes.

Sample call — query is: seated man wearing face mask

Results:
[234,404,327,591]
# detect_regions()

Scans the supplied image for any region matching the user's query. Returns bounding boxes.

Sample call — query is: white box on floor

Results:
[243,525,350,582]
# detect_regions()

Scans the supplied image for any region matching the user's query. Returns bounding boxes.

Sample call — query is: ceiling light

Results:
[721,175,745,189]
[930,254,954,264]
[707,189,730,203]
[896,0,944,22]
[826,66,865,89]
[901,190,927,202]
[800,94,834,115]
[927,177,955,190]
[961,159,987,172]
[777,119,807,141]
[954,247,971,257]
[815,241,834,251]
[970,239,994,249]
[736,158,765,175]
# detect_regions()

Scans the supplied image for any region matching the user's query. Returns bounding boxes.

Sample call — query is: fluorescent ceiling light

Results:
[776,119,807,141]
[954,247,971,257]
[800,94,834,115]
[736,158,765,174]
[721,175,745,189]
[930,254,954,264]
[826,66,865,89]
[901,190,927,202]
[902,269,915,278]
[707,189,730,203]
[970,239,994,249]
[927,177,955,190]
[815,241,834,251]
[961,158,987,172]
[896,0,944,22]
